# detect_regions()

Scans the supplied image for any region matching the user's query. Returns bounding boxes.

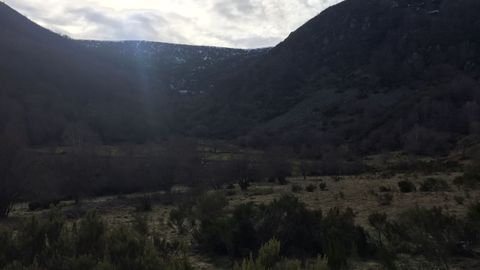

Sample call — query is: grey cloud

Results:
[63,7,190,43]
[213,0,265,21]
[3,0,341,48]
[69,7,119,28]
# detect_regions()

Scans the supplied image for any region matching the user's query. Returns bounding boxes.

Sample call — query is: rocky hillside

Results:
[192,0,480,156]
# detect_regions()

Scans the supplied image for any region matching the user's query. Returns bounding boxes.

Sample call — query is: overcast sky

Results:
[4,0,341,48]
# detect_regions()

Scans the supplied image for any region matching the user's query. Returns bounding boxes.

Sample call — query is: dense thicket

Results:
[192,194,371,269]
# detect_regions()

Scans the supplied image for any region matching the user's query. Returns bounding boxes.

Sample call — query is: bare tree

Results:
[60,147,102,204]
[0,132,28,218]
[62,122,100,147]
[229,157,261,191]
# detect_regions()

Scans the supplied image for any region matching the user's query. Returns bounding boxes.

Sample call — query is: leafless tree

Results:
[0,131,28,218]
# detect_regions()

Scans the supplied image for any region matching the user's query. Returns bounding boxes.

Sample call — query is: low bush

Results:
[397,181,416,193]
[233,238,281,270]
[454,196,465,205]
[233,239,329,270]
[291,184,302,193]
[28,200,60,212]
[378,207,468,269]
[249,188,275,196]
[376,193,393,206]
[319,182,327,191]
[169,206,192,234]
[133,214,149,235]
[378,186,392,193]
[465,203,480,243]
[194,191,228,222]
[305,184,317,192]
[454,167,480,189]
[134,196,153,212]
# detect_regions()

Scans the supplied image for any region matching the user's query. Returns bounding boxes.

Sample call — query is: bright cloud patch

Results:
[4,0,341,48]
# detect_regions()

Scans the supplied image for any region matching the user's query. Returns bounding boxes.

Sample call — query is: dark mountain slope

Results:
[0,2,266,145]
[0,2,156,144]
[194,0,480,155]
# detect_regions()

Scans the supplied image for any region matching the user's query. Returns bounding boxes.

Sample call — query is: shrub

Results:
[376,193,393,206]
[258,196,325,257]
[454,196,465,205]
[133,214,149,235]
[291,184,302,193]
[226,190,237,196]
[378,186,392,193]
[28,200,60,212]
[305,256,329,270]
[249,187,275,197]
[106,226,144,270]
[233,239,283,270]
[368,212,388,245]
[256,238,281,269]
[233,241,327,270]
[398,180,416,193]
[319,182,327,191]
[239,181,251,191]
[76,212,106,258]
[454,168,480,189]
[465,203,480,243]
[194,195,370,265]
[368,212,387,232]
[420,178,450,192]
[134,196,153,212]
[305,184,317,192]
[0,227,16,268]
[383,207,464,269]
[193,211,235,256]
[332,176,343,182]
[277,177,289,185]
[194,191,228,222]
[233,255,258,270]
[169,206,191,234]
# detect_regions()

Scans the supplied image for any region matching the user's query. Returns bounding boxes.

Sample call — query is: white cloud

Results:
[4,0,341,48]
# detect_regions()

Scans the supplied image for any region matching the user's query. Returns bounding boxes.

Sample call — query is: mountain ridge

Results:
[2,0,480,156]
[188,0,480,155]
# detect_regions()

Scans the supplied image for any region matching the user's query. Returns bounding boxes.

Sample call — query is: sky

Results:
[4,0,341,48]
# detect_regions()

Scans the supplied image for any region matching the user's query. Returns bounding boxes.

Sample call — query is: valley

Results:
[1,0,480,269]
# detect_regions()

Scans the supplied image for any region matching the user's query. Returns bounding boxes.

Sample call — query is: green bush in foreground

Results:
[234,239,329,270]
[194,195,369,269]
[371,205,480,270]
[0,210,191,270]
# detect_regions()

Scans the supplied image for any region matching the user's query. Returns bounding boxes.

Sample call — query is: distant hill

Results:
[79,40,267,95]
